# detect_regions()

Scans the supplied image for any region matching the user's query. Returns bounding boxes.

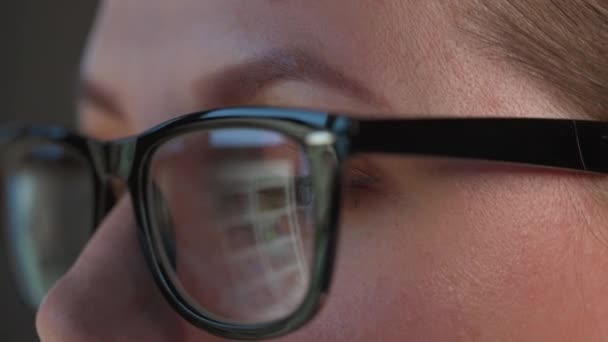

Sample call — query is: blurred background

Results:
[1,1,97,340]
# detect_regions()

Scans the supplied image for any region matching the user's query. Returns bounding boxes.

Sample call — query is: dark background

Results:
[1,1,97,340]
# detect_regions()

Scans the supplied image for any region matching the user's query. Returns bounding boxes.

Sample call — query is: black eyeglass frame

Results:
[4,106,608,340]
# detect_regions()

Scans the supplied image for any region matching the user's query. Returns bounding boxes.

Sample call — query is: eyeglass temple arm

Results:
[347,118,608,174]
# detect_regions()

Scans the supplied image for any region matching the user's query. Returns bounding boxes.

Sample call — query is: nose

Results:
[35,196,187,341]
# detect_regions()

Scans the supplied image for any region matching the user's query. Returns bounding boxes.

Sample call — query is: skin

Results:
[36,0,608,341]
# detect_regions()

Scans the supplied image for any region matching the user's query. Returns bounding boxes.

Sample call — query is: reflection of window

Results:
[256,187,287,212]
[213,160,312,316]
[209,129,285,148]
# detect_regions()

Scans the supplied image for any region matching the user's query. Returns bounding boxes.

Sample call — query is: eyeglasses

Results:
[2,106,607,339]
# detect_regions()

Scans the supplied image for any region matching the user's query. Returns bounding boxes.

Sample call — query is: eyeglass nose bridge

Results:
[88,138,138,218]
[101,138,137,181]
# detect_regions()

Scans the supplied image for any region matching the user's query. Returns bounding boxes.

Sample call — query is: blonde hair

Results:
[461,0,607,119]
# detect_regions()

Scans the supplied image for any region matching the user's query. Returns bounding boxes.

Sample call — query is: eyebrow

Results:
[79,49,387,120]
[201,49,388,108]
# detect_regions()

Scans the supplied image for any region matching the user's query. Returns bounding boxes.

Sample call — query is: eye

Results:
[340,156,391,211]
[344,165,381,189]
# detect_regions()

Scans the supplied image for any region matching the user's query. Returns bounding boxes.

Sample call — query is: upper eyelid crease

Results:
[78,79,126,119]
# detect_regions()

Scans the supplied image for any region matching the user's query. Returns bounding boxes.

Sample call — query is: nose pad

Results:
[108,176,128,202]
[149,182,177,270]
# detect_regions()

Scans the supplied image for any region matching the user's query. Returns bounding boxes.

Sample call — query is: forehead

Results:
[86,0,428,60]
[83,1,459,125]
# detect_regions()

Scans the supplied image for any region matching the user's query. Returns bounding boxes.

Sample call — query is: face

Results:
[36,1,608,341]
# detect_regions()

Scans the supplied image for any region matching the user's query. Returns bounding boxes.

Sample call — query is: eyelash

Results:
[344,166,381,189]
[339,165,390,212]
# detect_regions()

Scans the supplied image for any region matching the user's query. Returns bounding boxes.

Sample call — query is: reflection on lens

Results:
[0,139,95,307]
[148,128,315,325]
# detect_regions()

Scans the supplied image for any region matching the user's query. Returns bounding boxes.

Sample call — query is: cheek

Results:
[174,157,602,342]
[273,161,590,341]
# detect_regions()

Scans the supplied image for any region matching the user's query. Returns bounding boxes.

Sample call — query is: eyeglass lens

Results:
[147,127,317,325]
[1,138,95,307]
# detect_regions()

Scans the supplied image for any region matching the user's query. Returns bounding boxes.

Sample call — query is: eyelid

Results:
[78,79,125,120]
[245,80,380,113]
[78,102,134,140]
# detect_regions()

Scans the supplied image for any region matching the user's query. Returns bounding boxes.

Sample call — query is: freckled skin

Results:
[36,1,608,341]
